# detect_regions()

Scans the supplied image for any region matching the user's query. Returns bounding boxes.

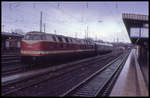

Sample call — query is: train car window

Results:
[87,41,89,45]
[89,41,91,45]
[77,40,79,44]
[52,36,57,42]
[75,39,78,44]
[81,40,84,44]
[45,35,49,40]
[72,39,74,43]
[5,40,9,48]
[72,39,76,44]
[79,40,82,44]
[55,36,59,42]
[84,40,86,44]
[84,40,87,45]
[87,41,90,45]
[70,39,72,43]
[50,35,54,42]
[58,37,64,48]
[57,36,63,43]
[65,38,69,43]
[61,37,66,43]
[79,40,81,44]
[72,39,74,44]
[62,37,65,43]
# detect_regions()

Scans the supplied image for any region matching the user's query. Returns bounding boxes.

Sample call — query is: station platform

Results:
[110,49,148,96]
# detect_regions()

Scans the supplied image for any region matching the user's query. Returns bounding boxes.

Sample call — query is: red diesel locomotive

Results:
[21,31,96,64]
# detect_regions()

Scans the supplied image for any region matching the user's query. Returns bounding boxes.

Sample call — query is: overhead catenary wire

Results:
[3,2,132,43]
[56,2,89,37]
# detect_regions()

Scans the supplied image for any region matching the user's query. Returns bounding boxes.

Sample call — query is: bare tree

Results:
[12,29,25,35]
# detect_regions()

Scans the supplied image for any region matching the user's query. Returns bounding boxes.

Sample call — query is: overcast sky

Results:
[2,1,149,43]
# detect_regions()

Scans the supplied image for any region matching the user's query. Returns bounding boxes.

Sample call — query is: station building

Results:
[122,13,149,86]
[1,32,24,55]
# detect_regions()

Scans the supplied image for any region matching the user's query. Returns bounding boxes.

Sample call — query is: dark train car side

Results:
[95,42,114,55]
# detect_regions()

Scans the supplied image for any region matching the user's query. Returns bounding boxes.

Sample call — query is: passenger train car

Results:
[21,31,96,64]
[95,42,114,54]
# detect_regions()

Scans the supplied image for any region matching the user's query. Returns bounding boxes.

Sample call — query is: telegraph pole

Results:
[117,32,119,43]
[85,29,87,39]
[54,30,57,35]
[43,23,46,33]
[40,11,43,32]
[87,26,88,39]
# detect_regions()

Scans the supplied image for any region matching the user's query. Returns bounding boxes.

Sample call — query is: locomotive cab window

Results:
[24,34,32,40]
[24,34,45,40]
[33,35,42,40]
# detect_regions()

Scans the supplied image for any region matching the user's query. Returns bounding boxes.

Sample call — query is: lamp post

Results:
[97,20,103,40]
[40,11,43,32]
[2,25,5,32]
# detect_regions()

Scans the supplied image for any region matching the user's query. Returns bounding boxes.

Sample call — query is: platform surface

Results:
[110,49,148,96]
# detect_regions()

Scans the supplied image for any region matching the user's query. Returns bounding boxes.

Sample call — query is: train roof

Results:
[2,32,24,38]
[26,31,95,45]
[95,42,113,47]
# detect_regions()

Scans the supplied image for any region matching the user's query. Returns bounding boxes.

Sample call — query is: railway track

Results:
[2,51,124,96]
[2,54,23,76]
[61,51,130,97]
[2,54,21,66]
[2,66,24,77]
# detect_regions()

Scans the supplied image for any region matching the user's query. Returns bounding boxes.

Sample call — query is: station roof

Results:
[122,13,149,45]
[2,32,24,38]
[122,13,148,21]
